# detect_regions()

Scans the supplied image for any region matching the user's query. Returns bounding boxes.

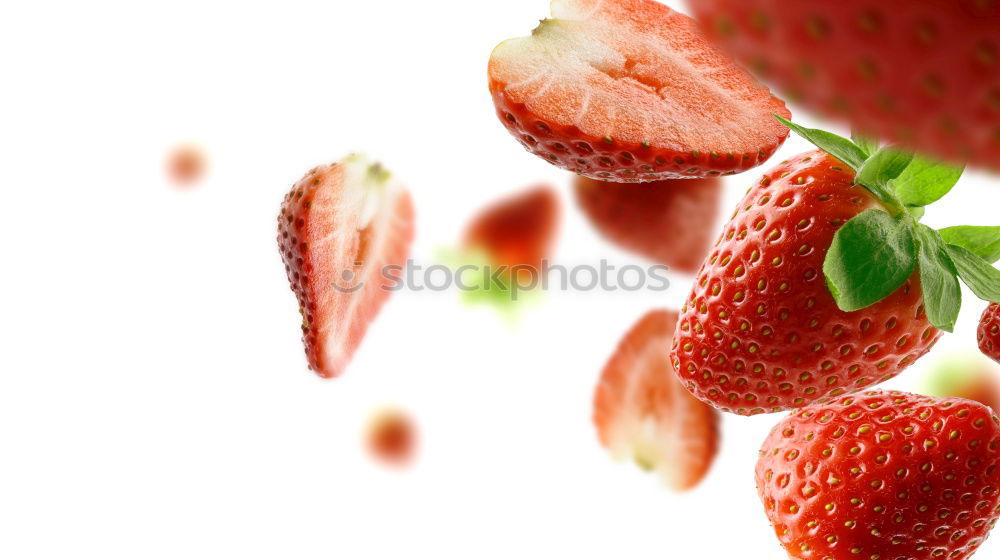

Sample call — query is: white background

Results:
[1,1,998,558]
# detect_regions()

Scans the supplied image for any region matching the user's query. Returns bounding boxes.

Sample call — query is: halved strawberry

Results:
[594,310,720,491]
[277,155,414,378]
[488,0,792,182]
[574,175,723,274]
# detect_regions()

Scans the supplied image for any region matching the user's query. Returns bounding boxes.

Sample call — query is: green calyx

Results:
[776,116,1000,332]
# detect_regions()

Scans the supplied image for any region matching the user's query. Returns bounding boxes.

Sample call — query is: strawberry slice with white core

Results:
[489,0,791,182]
[593,309,720,491]
[277,155,414,378]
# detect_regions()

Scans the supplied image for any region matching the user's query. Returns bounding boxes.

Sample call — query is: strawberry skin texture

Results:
[689,0,1000,171]
[756,391,1000,560]
[277,157,414,378]
[670,151,940,415]
[488,0,791,182]
[980,304,1000,365]
[464,185,559,270]
[574,175,722,274]
[593,310,720,491]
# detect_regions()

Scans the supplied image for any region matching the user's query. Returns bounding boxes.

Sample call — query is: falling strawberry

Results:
[756,390,1000,560]
[463,185,559,272]
[689,0,1000,171]
[923,354,1000,414]
[594,310,719,491]
[980,303,1000,365]
[574,175,722,274]
[488,0,791,182]
[451,185,560,308]
[277,154,414,378]
[671,119,1000,415]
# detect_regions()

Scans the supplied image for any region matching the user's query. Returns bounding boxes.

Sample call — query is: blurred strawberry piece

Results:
[688,0,1000,171]
[574,176,722,274]
[366,408,417,467]
[464,185,560,271]
[166,144,206,186]
[923,353,1000,413]
[593,309,720,491]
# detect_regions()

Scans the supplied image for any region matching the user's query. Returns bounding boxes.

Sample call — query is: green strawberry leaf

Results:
[857,147,913,184]
[945,245,1000,302]
[891,156,963,207]
[775,116,867,171]
[939,226,1000,264]
[907,206,926,220]
[855,147,913,204]
[824,209,918,312]
[851,132,880,158]
[915,226,961,332]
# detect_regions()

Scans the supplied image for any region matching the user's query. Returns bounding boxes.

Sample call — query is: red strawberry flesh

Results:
[488,0,791,182]
[277,155,414,378]
[594,309,720,491]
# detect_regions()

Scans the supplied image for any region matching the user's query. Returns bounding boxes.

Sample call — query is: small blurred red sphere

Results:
[366,409,416,467]
[166,144,206,186]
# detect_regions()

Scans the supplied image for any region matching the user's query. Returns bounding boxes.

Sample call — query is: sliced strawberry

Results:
[574,175,723,274]
[488,0,791,182]
[594,310,720,491]
[464,185,560,271]
[690,0,1000,171]
[277,155,414,378]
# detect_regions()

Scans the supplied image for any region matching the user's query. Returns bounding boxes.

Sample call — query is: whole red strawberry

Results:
[278,155,414,378]
[671,149,940,415]
[488,0,791,182]
[756,391,1000,560]
[980,303,1000,364]
[689,0,1000,171]
[673,118,1000,414]
[574,175,722,274]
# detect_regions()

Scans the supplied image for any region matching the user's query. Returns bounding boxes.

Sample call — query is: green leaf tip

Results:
[946,245,1000,303]
[915,226,960,332]
[892,156,963,207]
[773,115,867,171]
[940,226,1000,264]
